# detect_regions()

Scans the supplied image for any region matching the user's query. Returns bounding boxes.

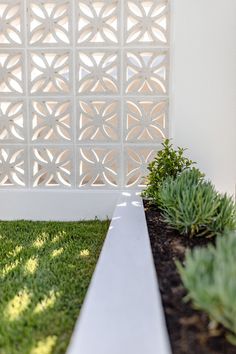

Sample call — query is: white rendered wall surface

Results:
[0,190,120,220]
[171,0,236,196]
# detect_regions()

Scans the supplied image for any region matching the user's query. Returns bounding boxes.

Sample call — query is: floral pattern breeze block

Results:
[0,0,169,188]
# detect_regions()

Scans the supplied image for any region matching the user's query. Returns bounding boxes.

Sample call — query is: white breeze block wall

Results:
[0,0,169,191]
[171,0,236,196]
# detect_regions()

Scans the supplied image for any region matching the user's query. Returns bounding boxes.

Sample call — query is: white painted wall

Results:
[170,0,236,196]
[0,190,119,221]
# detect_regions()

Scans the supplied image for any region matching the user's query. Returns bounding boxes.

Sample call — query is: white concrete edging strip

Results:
[67,192,171,354]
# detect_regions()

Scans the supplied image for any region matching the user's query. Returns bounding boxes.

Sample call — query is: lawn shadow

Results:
[0,219,109,354]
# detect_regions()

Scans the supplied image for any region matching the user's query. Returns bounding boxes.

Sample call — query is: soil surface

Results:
[144,201,236,354]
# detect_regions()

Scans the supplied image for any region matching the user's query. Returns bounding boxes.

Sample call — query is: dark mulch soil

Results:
[144,201,236,354]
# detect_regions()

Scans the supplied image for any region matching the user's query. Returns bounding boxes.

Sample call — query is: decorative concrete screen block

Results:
[124,147,156,188]
[125,0,169,46]
[77,50,119,94]
[0,1,24,46]
[0,0,170,189]
[125,50,168,95]
[0,147,27,187]
[31,146,73,187]
[29,51,71,94]
[77,99,120,142]
[77,0,120,45]
[0,51,25,95]
[125,99,168,143]
[0,101,26,143]
[77,147,120,188]
[28,0,71,46]
[30,99,72,143]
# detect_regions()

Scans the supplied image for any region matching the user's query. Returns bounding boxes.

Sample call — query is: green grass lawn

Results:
[0,219,109,354]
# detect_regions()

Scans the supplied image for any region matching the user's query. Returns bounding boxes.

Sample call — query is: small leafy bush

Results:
[159,168,236,237]
[177,231,236,345]
[142,139,195,205]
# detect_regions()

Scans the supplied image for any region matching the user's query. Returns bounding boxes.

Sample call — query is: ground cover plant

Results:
[0,220,109,354]
[143,140,236,353]
[142,139,195,205]
[159,168,236,237]
[177,231,236,346]
[144,202,236,354]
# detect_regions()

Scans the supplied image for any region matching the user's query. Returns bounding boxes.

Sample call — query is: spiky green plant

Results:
[159,168,236,237]
[142,139,195,205]
[208,194,236,235]
[177,231,236,345]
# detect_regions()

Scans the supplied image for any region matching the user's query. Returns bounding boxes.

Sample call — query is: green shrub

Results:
[208,194,236,235]
[142,139,195,205]
[159,168,236,237]
[177,231,236,345]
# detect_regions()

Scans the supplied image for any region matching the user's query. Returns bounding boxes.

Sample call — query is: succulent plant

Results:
[177,231,236,345]
[159,168,236,237]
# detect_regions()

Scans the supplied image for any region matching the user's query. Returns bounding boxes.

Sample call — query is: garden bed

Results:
[0,219,109,354]
[144,201,236,354]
